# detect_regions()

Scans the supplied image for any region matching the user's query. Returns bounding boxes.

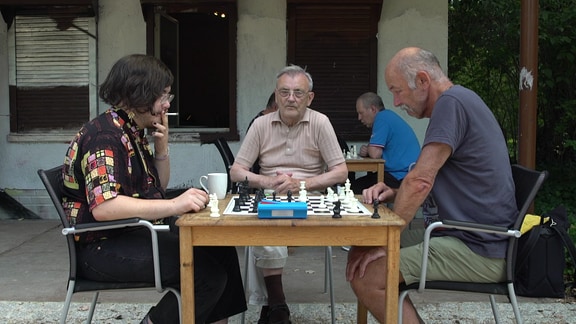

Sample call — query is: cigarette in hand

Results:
[166,113,179,116]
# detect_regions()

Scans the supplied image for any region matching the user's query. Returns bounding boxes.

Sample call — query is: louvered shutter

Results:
[12,14,90,131]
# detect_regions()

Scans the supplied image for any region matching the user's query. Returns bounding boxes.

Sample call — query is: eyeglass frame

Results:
[276,88,310,99]
[160,93,175,104]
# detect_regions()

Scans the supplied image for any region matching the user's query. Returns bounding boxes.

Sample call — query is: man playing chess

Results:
[230,65,348,324]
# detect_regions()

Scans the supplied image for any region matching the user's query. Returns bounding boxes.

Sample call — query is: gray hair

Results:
[397,48,449,89]
[276,64,314,91]
[357,92,385,111]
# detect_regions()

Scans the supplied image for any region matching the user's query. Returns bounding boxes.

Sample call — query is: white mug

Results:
[199,173,228,199]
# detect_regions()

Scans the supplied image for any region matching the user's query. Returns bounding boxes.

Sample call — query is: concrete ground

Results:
[1,217,575,323]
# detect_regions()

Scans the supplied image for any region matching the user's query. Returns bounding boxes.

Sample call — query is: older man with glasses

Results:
[231,65,348,324]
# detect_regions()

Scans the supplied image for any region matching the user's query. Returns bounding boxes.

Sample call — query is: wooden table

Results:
[177,197,404,324]
[346,158,386,182]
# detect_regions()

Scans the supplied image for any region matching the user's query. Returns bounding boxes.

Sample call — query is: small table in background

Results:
[346,158,386,183]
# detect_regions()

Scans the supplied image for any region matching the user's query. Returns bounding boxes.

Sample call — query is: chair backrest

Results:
[37,166,79,281]
[506,164,548,280]
[212,137,235,193]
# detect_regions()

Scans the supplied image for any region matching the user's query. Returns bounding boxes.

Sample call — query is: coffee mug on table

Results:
[199,172,228,199]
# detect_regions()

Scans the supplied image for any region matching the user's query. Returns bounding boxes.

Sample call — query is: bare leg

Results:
[349,253,423,323]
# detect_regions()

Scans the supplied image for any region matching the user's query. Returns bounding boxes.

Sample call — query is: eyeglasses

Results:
[277,89,309,99]
[160,93,175,104]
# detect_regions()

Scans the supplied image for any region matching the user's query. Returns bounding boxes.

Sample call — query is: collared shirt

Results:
[236,108,345,179]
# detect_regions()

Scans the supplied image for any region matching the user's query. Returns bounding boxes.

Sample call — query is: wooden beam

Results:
[518,0,539,169]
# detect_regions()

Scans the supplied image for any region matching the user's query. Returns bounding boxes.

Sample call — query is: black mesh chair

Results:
[38,166,182,324]
[398,164,548,323]
[202,137,236,194]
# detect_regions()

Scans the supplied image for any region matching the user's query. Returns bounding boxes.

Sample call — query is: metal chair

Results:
[38,165,182,324]
[398,164,548,324]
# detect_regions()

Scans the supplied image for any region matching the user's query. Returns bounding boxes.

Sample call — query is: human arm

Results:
[392,142,451,227]
[363,145,383,159]
[151,112,170,190]
[92,187,208,221]
[274,162,348,193]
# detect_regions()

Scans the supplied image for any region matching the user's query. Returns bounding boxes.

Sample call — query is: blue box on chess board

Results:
[257,199,308,219]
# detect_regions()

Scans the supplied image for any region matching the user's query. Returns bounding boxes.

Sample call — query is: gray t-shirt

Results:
[424,85,517,259]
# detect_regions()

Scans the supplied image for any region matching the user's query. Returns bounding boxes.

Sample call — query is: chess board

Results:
[223,194,372,217]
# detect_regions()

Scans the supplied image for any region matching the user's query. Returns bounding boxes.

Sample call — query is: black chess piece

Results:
[233,198,241,212]
[332,200,342,218]
[371,199,380,219]
[287,190,292,202]
[272,191,277,201]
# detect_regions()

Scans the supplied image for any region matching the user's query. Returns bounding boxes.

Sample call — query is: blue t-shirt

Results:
[424,85,517,259]
[369,109,420,180]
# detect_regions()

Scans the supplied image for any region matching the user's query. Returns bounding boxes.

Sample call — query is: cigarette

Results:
[166,113,179,116]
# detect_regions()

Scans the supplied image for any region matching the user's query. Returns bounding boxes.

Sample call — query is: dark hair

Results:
[266,92,276,109]
[99,54,174,113]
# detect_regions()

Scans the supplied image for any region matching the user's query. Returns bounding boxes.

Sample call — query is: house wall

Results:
[0,0,446,219]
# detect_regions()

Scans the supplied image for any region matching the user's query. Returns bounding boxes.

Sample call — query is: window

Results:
[142,2,238,141]
[287,1,381,141]
[7,11,96,133]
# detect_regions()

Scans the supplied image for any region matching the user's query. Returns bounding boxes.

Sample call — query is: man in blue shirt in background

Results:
[351,92,420,192]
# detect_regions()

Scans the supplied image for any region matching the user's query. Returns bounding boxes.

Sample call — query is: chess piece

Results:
[272,191,277,201]
[326,187,334,199]
[299,180,307,202]
[232,197,241,212]
[287,190,293,202]
[332,200,342,218]
[318,195,326,208]
[210,193,220,217]
[371,199,380,219]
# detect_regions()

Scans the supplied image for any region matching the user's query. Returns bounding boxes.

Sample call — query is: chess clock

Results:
[257,200,308,219]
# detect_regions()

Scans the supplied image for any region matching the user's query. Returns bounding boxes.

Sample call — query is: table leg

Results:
[357,300,368,324]
[180,227,195,324]
[377,162,385,183]
[385,227,401,323]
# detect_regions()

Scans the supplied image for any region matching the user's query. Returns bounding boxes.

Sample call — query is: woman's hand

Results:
[152,112,169,157]
[174,188,209,213]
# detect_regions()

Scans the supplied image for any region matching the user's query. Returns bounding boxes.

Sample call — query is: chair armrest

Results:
[431,219,521,238]
[417,220,520,292]
[62,217,143,235]
[61,217,167,292]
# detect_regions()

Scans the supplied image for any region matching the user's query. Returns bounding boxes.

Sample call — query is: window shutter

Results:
[288,4,379,141]
[12,14,90,131]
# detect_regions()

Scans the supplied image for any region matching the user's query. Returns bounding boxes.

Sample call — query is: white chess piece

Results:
[344,178,351,193]
[327,187,334,197]
[318,195,326,208]
[299,180,307,202]
[210,193,220,217]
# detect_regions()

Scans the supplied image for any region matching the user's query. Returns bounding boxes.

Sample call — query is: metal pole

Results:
[518,0,539,169]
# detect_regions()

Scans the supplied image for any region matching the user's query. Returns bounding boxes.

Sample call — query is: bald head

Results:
[386,47,449,89]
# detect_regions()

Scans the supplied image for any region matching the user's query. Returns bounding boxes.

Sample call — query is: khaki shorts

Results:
[400,228,506,285]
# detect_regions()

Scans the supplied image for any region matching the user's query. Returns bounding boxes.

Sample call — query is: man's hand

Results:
[271,171,299,194]
[359,144,369,157]
[362,182,395,204]
[346,246,387,281]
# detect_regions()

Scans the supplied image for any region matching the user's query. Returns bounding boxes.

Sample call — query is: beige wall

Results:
[0,0,447,195]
